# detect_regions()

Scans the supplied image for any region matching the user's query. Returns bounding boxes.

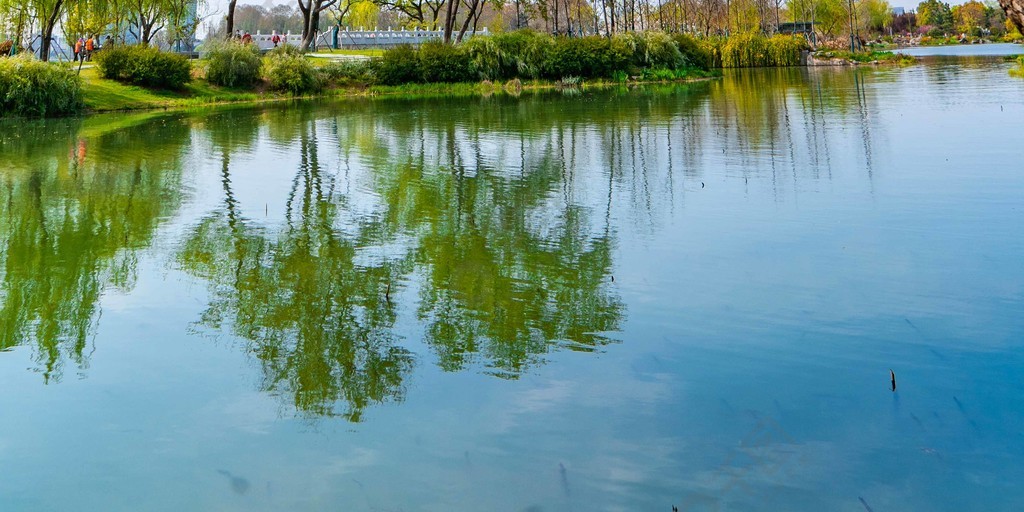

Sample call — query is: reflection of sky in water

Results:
[1,62,1024,511]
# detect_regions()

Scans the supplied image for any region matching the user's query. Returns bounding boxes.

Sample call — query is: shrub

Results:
[204,40,262,87]
[0,55,83,117]
[491,30,554,79]
[0,40,13,57]
[1011,55,1024,77]
[626,31,685,70]
[672,33,717,70]
[721,32,807,67]
[722,32,767,68]
[545,35,619,79]
[642,68,677,81]
[319,59,375,85]
[94,44,191,89]
[463,36,504,80]
[766,35,809,67]
[418,40,473,83]
[503,77,522,95]
[264,46,321,94]
[374,45,420,85]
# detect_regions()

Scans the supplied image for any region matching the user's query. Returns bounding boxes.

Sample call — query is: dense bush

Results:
[418,40,473,83]
[95,44,192,89]
[463,30,557,80]
[319,60,375,85]
[377,31,717,84]
[204,40,262,87]
[672,33,718,69]
[263,45,321,94]
[545,35,619,79]
[462,36,504,80]
[373,44,420,85]
[721,33,808,67]
[624,31,686,70]
[0,55,83,117]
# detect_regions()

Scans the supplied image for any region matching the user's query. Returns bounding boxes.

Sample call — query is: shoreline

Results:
[72,74,721,118]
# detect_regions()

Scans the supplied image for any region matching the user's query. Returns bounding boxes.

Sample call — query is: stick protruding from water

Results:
[890,369,897,392]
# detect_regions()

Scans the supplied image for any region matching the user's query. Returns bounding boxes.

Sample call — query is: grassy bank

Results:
[77,67,717,113]
[812,50,917,65]
[80,67,276,112]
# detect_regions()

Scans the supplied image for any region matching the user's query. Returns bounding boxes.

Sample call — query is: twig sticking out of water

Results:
[385,282,391,304]
[891,370,897,392]
[859,496,875,512]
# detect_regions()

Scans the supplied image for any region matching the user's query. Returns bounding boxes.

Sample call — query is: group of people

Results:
[231,30,287,47]
[73,36,97,62]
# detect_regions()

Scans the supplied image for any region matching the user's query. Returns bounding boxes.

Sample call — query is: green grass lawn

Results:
[312,48,384,57]
[80,67,272,112]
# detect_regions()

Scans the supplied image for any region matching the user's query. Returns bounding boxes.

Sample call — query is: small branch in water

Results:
[385,282,391,304]
[859,496,875,512]
[891,369,897,392]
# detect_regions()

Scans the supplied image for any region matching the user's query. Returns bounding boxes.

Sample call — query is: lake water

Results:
[898,42,1024,57]
[1,61,1023,511]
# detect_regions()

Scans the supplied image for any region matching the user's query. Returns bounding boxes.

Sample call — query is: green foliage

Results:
[459,30,557,80]
[1011,55,1024,77]
[417,40,473,83]
[917,0,954,31]
[264,46,321,94]
[373,45,420,85]
[545,35,621,79]
[623,31,686,70]
[672,33,718,70]
[94,44,192,89]
[319,60,375,86]
[375,30,745,86]
[204,40,263,88]
[462,36,504,80]
[722,33,808,68]
[0,55,83,117]
[814,49,916,64]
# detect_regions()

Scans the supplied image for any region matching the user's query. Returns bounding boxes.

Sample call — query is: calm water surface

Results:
[1,62,1023,511]
[899,42,1024,57]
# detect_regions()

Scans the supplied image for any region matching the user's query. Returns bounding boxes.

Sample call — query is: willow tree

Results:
[23,0,69,60]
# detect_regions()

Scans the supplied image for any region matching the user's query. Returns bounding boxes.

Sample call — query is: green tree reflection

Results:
[0,115,188,382]
[179,119,413,421]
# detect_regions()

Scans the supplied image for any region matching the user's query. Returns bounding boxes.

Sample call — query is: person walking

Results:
[85,35,94,61]
[74,37,84,62]
[271,30,281,47]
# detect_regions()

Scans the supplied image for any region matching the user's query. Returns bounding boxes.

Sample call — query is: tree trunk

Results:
[302,10,320,50]
[39,2,63,62]
[442,0,458,42]
[1000,0,1024,33]
[226,0,238,38]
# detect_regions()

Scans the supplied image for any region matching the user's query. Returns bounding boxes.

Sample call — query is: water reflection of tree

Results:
[0,117,188,382]
[328,103,626,378]
[179,118,414,421]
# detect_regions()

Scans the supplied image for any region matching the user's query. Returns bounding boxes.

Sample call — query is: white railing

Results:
[247,28,489,50]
